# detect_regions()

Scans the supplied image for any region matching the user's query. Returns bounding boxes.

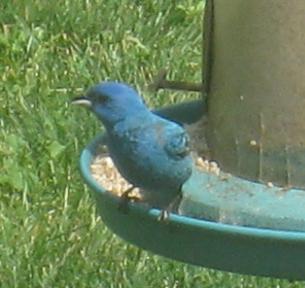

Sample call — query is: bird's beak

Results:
[71,96,92,108]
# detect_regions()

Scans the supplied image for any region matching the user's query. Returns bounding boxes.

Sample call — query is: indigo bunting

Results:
[72,82,193,212]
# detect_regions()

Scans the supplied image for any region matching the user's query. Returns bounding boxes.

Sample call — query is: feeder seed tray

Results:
[79,101,305,280]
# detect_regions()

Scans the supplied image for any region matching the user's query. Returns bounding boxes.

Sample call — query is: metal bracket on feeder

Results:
[148,69,202,93]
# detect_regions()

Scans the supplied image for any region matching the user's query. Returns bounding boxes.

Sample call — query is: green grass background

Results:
[0,0,304,287]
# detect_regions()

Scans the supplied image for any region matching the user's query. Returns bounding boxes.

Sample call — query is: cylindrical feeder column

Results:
[206,0,305,188]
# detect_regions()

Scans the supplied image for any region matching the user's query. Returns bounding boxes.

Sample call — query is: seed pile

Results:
[91,152,142,199]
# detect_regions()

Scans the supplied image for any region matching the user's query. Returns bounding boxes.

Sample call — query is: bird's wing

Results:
[163,123,191,159]
[113,114,191,160]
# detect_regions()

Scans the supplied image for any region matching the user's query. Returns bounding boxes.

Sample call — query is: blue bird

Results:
[72,82,193,214]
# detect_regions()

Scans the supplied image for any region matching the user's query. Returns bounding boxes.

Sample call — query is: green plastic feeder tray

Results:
[79,100,305,281]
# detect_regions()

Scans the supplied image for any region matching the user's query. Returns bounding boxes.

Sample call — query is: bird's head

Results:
[72,82,147,127]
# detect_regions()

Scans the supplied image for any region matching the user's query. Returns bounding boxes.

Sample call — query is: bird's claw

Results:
[157,193,183,222]
[118,186,138,213]
[158,209,170,221]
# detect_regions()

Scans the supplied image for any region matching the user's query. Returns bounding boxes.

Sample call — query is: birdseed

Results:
[90,152,142,199]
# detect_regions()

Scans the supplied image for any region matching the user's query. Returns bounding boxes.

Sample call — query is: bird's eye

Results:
[98,94,108,103]
[91,93,108,104]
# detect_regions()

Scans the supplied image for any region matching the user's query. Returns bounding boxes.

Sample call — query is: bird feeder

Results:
[79,0,305,280]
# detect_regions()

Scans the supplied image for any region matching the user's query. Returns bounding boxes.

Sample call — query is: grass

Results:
[0,0,304,287]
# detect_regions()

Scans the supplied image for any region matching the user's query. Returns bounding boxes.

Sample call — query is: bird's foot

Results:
[158,194,183,221]
[158,209,170,221]
[118,186,139,213]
